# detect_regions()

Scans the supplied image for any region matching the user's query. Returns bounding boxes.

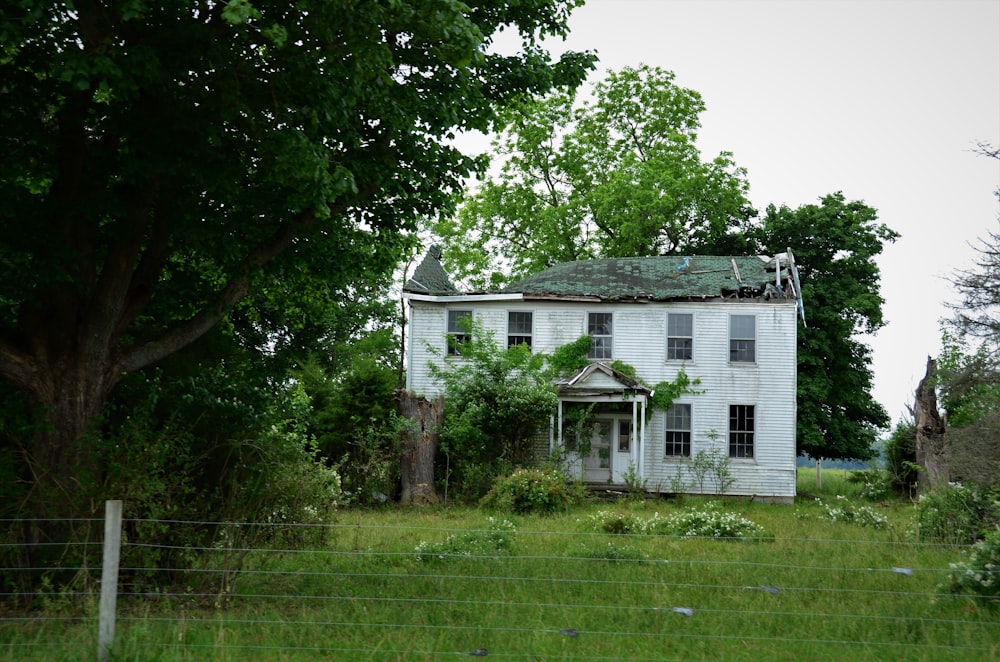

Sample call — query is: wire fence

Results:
[2,502,998,660]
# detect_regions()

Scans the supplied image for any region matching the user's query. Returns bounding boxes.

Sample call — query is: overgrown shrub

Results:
[479,467,585,514]
[431,321,558,501]
[102,373,342,592]
[294,348,400,505]
[914,483,1000,544]
[413,517,517,561]
[883,420,919,496]
[847,468,891,501]
[946,528,1000,601]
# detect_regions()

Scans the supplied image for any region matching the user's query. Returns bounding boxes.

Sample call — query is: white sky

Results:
[466,0,1000,424]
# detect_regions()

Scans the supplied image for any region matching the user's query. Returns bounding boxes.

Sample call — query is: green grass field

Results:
[2,470,997,661]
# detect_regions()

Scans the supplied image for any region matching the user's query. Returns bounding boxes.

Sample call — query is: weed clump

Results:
[817,495,889,529]
[946,528,1000,601]
[413,517,517,561]
[589,502,767,540]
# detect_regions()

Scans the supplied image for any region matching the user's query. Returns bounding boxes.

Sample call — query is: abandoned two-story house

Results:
[403,248,803,503]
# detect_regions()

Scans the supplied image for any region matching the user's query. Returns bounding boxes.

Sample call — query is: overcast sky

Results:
[469,0,1000,423]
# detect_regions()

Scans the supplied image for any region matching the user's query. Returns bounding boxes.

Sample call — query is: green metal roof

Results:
[501,255,783,301]
[403,246,460,296]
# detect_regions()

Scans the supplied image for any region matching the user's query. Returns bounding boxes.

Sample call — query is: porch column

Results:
[639,398,647,478]
[557,400,563,449]
[632,399,639,474]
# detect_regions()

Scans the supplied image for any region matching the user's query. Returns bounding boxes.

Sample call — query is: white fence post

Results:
[98,500,123,662]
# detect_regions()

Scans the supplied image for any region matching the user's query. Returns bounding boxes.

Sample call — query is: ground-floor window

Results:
[664,403,691,457]
[728,404,755,458]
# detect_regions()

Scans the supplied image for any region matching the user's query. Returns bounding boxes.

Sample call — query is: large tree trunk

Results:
[397,390,443,505]
[18,347,122,560]
[913,356,948,493]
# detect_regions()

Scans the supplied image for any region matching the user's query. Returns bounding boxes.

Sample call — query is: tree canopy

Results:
[433,66,898,461]
[434,64,756,289]
[0,0,595,522]
[749,194,897,460]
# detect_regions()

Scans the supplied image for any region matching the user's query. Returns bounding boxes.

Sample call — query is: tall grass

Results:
[2,492,997,661]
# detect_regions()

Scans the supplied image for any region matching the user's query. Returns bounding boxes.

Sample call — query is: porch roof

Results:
[555,362,652,398]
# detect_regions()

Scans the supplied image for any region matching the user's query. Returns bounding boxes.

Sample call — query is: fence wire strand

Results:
[2,513,997,660]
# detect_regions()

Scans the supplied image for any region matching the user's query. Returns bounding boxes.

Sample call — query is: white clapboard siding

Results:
[406,296,798,500]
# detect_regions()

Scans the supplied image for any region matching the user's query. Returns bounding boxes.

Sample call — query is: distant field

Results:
[2,482,997,661]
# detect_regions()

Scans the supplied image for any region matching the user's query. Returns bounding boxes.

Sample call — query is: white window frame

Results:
[446,309,472,356]
[664,403,692,457]
[729,314,756,363]
[667,312,693,361]
[587,311,613,360]
[728,404,755,459]
[507,310,533,349]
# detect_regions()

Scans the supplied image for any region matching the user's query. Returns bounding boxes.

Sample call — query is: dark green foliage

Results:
[883,419,919,496]
[479,467,585,514]
[547,334,594,377]
[914,482,1000,545]
[1,349,342,597]
[749,193,898,460]
[294,330,401,503]
[947,529,1000,601]
[649,370,703,413]
[430,320,559,500]
[0,0,595,542]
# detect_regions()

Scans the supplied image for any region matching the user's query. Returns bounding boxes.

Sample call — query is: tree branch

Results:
[120,182,380,374]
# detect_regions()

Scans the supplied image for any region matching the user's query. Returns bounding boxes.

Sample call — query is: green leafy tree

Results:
[0,1,595,524]
[429,320,559,500]
[749,193,898,460]
[295,330,401,503]
[434,65,756,289]
[882,418,919,497]
[937,328,1000,428]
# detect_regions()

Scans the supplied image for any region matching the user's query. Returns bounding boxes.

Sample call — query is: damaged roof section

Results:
[403,245,460,296]
[502,255,797,302]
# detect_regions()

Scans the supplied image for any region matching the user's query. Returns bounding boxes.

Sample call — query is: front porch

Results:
[550,363,651,486]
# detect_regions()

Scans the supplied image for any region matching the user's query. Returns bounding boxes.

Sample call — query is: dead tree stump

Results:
[397,389,444,505]
[913,356,948,492]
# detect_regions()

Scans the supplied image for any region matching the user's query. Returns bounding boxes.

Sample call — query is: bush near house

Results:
[479,467,586,515]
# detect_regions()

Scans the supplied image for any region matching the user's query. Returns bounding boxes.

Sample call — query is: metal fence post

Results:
[98,500,123,662]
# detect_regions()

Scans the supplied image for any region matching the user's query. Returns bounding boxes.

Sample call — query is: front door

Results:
[582,420,613,482]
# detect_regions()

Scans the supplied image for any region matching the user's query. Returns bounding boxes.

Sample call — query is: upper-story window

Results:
[587,312,613,360]
[667,313,693,361]
[447,310,472,356]
[729,404,755,458]
[507,311,533,349]
[729,314,756,362]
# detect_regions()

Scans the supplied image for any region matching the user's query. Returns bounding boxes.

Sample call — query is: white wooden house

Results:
[403,248,802,503]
